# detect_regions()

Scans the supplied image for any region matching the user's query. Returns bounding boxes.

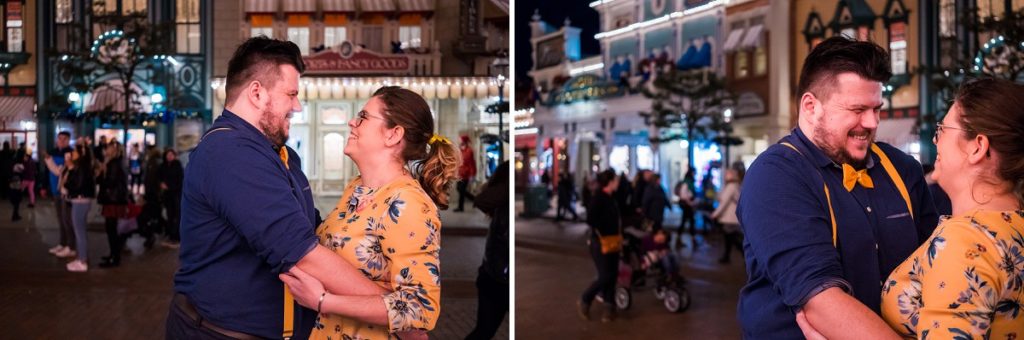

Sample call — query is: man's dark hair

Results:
[225,36,305,104]
[797,36,892,101]
[58,131,71,138]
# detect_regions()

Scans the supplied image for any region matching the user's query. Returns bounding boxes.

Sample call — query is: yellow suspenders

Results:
[780,142,913,248]
[202,127,297,339]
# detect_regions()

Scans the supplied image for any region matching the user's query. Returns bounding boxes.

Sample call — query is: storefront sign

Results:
[546,74,623,106]
[735,91,765,117]
[303,43,411,74]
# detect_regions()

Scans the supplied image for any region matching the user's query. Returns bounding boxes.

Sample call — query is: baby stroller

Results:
[613,225,691,313]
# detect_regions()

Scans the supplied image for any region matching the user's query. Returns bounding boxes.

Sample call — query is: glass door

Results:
[314,102,354,195]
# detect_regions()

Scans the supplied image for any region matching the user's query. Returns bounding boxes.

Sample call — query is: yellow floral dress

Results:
[881,210,1024,339]
[311,176,441,340]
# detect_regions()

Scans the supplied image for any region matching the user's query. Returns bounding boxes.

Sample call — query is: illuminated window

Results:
[251,27,273,38]
[889,22,907,76]
[735,51,748,78]
[399,26,421,49]
[754,46,767,76]
[324,27,347,48]
[121,0,145,15]
[176,0,200,54]
[288,27,310,55]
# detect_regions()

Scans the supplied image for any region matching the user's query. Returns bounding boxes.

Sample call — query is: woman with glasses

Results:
[798,78,1024,339]
[279,86,459,339]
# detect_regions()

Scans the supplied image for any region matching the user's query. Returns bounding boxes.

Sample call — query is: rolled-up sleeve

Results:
[739,153,851,308]
[379,190,442,332]
[201,137,318,274]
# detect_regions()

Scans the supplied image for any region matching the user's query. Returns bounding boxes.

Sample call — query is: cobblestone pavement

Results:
[0,197,507,339]
[514,200,745,339]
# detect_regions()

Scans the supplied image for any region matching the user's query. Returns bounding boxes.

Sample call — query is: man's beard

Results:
[259,108,289,147]
[813,116,869,169]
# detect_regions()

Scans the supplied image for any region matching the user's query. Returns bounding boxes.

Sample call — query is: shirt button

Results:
[866,206,872,213]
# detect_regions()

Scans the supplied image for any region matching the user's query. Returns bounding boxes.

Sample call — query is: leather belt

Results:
[173,293,264,340]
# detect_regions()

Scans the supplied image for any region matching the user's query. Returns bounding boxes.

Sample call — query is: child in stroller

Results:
[611,226,691,313]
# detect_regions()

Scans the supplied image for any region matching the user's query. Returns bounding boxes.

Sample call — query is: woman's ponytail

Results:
[418,136,461,210]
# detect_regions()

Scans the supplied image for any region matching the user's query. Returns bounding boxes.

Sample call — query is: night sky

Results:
[514,0,601,81]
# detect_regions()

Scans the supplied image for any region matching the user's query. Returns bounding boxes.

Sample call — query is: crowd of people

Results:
[3,131,187,272]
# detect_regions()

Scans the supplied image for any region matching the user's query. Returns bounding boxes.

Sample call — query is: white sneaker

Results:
[48,245,65,254]
[66,259,88,272]
[55,247,77,258]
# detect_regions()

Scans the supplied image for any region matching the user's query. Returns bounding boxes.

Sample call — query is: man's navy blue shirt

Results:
[736,128,938,339]
[174,110,320,339]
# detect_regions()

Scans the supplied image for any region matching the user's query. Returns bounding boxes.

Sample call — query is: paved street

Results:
[0,196,507,339]
[514,199,745,339]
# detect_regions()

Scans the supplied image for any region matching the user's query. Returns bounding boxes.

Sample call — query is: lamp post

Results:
[497,73,506,160]
[491,52,509,160]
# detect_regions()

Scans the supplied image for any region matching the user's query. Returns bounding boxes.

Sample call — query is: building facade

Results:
[520,0,764,193]
[1,0,37,155]
[210,0,509,195]
[37,0,214,156]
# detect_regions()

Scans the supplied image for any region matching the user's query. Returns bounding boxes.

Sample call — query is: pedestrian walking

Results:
[556,172,579,221]
[20,151,36,207]
[642,173,668,231]
[9,158,23,221]
[712,162,743,263]
[466,161,509,340]
[578,169,622,323]
[455,135,477,212]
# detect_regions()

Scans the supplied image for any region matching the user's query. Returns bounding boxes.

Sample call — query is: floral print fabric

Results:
[881,210,1024,339]
[311,176,441,339]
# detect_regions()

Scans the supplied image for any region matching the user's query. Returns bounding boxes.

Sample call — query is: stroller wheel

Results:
[664,287,691,313]
[654,285,667,300]
[615,286,632,310]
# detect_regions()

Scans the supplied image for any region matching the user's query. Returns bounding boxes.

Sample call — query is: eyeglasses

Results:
[354,110,386,127]
[933,122,969,144]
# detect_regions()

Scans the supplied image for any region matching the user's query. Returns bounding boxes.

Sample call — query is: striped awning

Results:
[86,80,148,113]
[284,0,316,12]
[0,97,33,124]
[360,0,396,12]
[396,0,433,12]
[245,0,276,13]
[322,0,356,12]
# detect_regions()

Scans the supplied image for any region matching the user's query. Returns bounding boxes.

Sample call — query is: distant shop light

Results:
[594,0,723,40]
[679,139,689,149]
[19,120,36,131]
[67,92,81,103]
[151,93,164,104]
[569,63,605,76]
[515,127,539,135]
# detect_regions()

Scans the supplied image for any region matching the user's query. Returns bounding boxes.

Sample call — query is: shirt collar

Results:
[792,127,875,170]
[214,109,276,150]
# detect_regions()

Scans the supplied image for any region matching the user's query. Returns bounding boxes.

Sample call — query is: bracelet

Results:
[317,292,327,315]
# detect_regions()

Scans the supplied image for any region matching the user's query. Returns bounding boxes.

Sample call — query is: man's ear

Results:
[247,80,264,108]
[799,92,819,118]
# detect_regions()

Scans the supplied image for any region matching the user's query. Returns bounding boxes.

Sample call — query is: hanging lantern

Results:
[436,81,449,99]
[344,79,357,99]
[305,80,318,100]
[318,79,332,99]
[332,79,343,99]
[449,81,462,99]
[488,79,499,97]
[476,81,488,99]
[357,81,371,98]
[422,79,436,99]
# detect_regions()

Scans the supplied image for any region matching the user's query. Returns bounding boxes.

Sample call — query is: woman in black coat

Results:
[97,141,131,267]
[578,169,622,323]
[159,148,184,246]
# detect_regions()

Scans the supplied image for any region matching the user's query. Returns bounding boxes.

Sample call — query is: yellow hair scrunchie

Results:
[428,134,451,145]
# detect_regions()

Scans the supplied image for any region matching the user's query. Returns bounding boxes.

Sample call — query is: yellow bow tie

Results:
[842,163,873,191]
[278,147,290,170]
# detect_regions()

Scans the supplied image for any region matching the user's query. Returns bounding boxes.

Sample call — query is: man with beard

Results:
[168,37,422,340]
[736,36,939,339]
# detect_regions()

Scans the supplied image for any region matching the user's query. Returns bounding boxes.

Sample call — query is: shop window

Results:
[399,26,421,49]
[251,27,273,38]
[735,51,748,79]
[288,27,310,55]
[324,26,347,49]
[754,46,767,76]
[362,26,383,53]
